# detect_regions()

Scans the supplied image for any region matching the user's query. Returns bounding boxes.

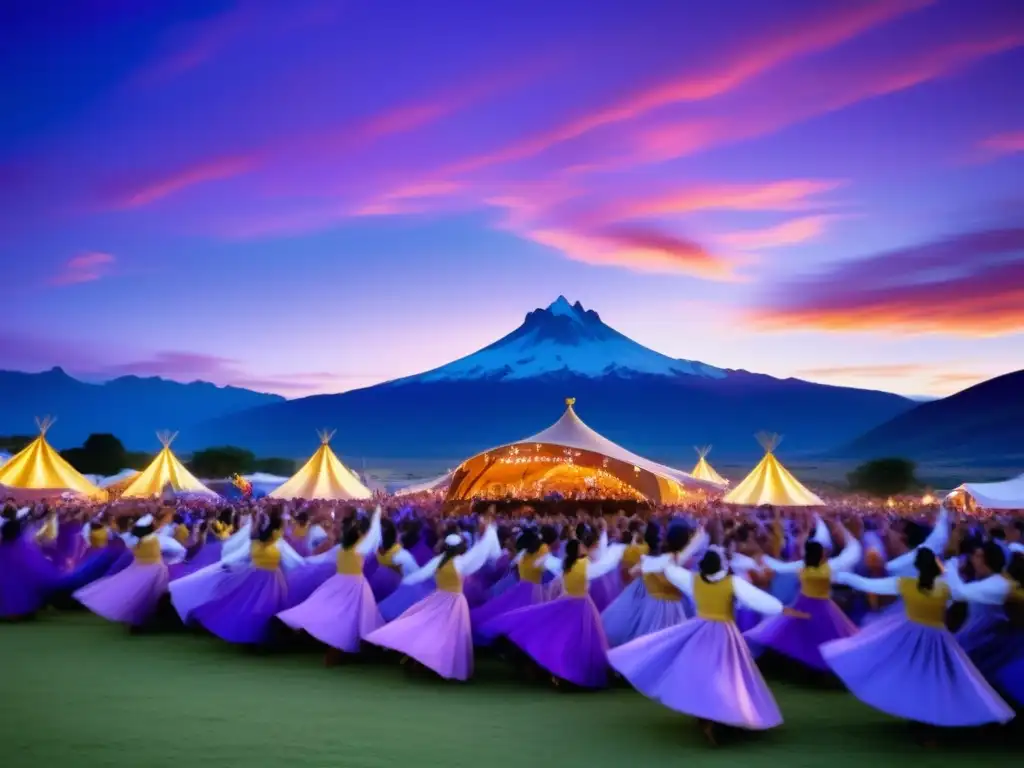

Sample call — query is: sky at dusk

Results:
[2,0,1022,399]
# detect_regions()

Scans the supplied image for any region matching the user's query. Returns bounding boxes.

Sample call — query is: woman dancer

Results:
[484,524,626,689]
[364,520,500,681]
[53,517,126,596]
[608,544,794,742]
[471,528,550,645]
[366,518,420,602]
[0,507,60,619]
[602,523,703,647]
[744,519,862,673]
[73,514,187,628]
[823,549,1014,729]
[189,510,307,645]
[277,507,384,658]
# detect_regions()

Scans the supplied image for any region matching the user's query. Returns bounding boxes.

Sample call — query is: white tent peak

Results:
[695,445,712,459]
[317,428,337,445]
[156,430,179,448]
[36,415,56,436]
[756,431,783,454]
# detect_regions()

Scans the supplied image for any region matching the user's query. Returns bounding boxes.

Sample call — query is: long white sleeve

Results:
[586,543,626,581]
[640,553,671,574]
[221,522,252,561]
[732,577,784,616]
[1009,542,1024,554]
[277,539,306,571]
[827,531,862,573]
[835,573,900,596]
[220,543,252,568]
[921,505,950,554]
[454,525,500,577]
[81,525,92,544]
[762,555,803,574]
[158,535,187,564]
[304,543,340,566]
[812,516,832,550]
[392,548,419,576]
[542,554,564,577]
[729,552,760,575]
[402,554,443,585]
[355,508,383,556]
[677,528,708,566]
[662,564,695,597]
[308,524,329,550]
[945,568,1011,605]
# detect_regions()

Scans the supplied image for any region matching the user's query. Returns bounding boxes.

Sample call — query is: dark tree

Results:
[188,446,256,478]
[847,457,918,497]
[0,435,35,453]
[61,433,128,475]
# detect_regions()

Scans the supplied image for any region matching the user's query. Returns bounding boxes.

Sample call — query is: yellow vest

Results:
[337,548,364,575]
[436,559,462,594]
[622,543,648,571]
[642,570,682,601]
[800,563,832,600]
[563,560,588,597]
[291,522,309,541]
[173,525,190,545]
[133,537,162,565]
[212,521,232,540]
[693,576,735,622]
[518,545,549,585]
[898,577,948,628]
[88,527,110,549]
[376,544,403,573]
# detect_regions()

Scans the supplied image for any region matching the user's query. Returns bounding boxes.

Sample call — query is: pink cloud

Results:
[978,130,1024,159]
[719,215,835,250]
[135,7,253,84]
[105,154,258,210]
[51,251,115,287]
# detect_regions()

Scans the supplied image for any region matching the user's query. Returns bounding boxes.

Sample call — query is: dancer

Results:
[366,518,420,602]
[73,514,187,628]
[744,519,862,672]
[824,548,1014,728]
[608,544,794,741]
[277,507,385,656]
[53,517,126,595]
[484,524,627,689]
[0,507,60,619]
[471,528,550,645]
[364,520,500,681]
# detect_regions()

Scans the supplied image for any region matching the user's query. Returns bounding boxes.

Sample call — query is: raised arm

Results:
[277,538,306,571]
[834,572,900,596]
[944,565,1010,605]
[392,548,420,576]
[812,515,832,550]
[304,543,341,566]
[827,526,862,574]
[733,577,785,617]
[355,507,383,556]
[158,535,187,564]
[454,524,500,577]
[662,564,695,598]
[402,554,443,585]
[220,542,252,569]
[586,543,626,581]
[308,524,329,550]
[762,554,803,574]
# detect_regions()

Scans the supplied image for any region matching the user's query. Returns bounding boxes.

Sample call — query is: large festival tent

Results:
[120,431,218,499]
[446,398,725,504]
[722,433,824,507]
[0,416,106,500]
[691,445,728,485]
[949,472,1024,509]
[269,429,372,500]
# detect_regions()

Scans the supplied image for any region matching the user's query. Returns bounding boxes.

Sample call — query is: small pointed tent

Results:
[269,430,372,500]
[691,445,728,485]
[723,433,823,507]
[120,431,218,499]
[0,416,106,499]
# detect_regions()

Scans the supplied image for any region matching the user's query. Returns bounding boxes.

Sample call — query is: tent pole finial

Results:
[565,397,576,408]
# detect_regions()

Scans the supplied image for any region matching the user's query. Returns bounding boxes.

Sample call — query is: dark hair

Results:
[644,522,661,556]
[540,525,558,546]
[1,505,16,522]
[256,510,284,543]
[439,538,467,569]
[174,513,186,525]
[516,529,541,555]
[664,525,690,555]
[979,540,1007,575]
[379,518,398,552]
[905,521,928,549]
[131,520,155,539]
[562,538,583,573]
[619,529,633,545]
[1007,553,1024,588]
[804,540,825,568]
[914,547,940,592]
[1,517,22,543]
[341,521,362,550]
[698,550,722,582]
[218,508,234,526]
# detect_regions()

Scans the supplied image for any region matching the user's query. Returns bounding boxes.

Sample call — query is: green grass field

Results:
[0,613,1016,767]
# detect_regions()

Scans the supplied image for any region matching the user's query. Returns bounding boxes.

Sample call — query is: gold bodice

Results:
[173,525,190,545]
[642,570,682,601]
[518,545,549,584]
[622,543,648,571]
[133,536,162,565]
[436,559,462,594]
[337,547,364,575]
[693,576,735,622]
[898,577,948,628]
[376,544,403,573]
[800,563,832,599]
[251,539,281,571]
[88,527,110,549]
[563,559,589,597]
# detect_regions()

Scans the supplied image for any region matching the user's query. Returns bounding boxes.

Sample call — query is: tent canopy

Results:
[393,471,453,496]
[722,433,823,507]
[691,445,728,485]
[120,431,218,499]
[447,399,724,503]
[0,416,106,500]
[951,473,1024,510]
[100,468,141,489]
[269,429,372,501]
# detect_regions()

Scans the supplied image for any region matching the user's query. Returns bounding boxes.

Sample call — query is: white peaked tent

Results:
[269,430,372,501]
[691,445,728,485]
[950,472,1024,509]
[447,398,725,503]
[120,431,218,499]
[100,468,142,488]
[723,433,823,507]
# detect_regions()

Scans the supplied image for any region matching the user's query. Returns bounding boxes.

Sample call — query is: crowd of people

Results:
[1,490,1022,745]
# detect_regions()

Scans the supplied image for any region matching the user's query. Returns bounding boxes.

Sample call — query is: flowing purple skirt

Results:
[608,617,783,729]
[169,539,224,581]
[74,561,169,626]
[105,547,135,578]
[278,573,383,652]
[471,580,546,645]
[54,522,87,570]
[368,565,403,603]
[735,605,763,633]
[821,615,1015,726]
[957,604,1010,676]
[283,560,336,608]
[54,546,123,594]
[489,570,518,598]
[602,580,691,648]
[192,567,288,645]
[380,580,435,622]
[588,568,623,612]
[410,540,435,566]
[745,594,858,671]
[462,573,490,609]
[487,595,609,688]
[0,538,60,618]
[996,653,1024,706]
[169,563,234,624]
[365,590,473,680]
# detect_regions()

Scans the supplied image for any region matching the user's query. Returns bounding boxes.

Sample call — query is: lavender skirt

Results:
[368,565,403,603]
[74,561,169,626]
[284,560,336,608]
[487,595,609,688]
[471,580,546,645]
[365,590,473,680]
[608,617,783,729]
[489,570,518,598]
[0,538,60,618]
[821,615,1015,726]
[588,569,623,612]
[169,563,234,624]
[602,581,691,648]
[192,567,288,645]
[996,653,1024,706]
[54,546,123,594]
[380,580,435,622]
[168,539,224,581]
[957,604,1010,676]
[278,573,383,652]
[745,594,858,671]
[105,547,136,578]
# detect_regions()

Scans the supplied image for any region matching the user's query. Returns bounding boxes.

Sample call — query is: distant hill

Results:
[839,370,1024,464]
[187,297,914,463]
[0,367,283,449]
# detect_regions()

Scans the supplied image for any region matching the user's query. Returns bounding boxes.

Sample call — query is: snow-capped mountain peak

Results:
[407,298,728,383]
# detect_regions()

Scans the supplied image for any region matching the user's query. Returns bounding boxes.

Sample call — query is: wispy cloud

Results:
[978,130,1024,160]
[51,251,115,286]
[103,155,258,209]
[796,363,993,396]
[134,6,254,85]
[719,215,835,250]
